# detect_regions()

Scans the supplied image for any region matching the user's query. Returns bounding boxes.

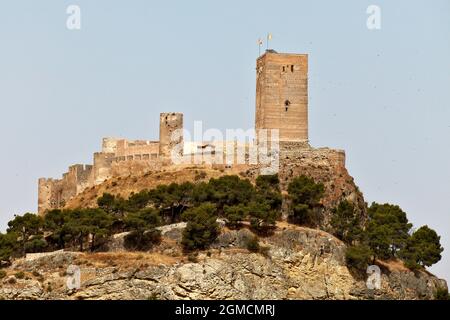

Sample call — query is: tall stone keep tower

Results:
[159,112,184,160]
[255,51,308,142]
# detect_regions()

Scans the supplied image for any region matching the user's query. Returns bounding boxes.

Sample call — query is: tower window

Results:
[284,99,291,111]
[282,66,285,72]
[291,65,294,72]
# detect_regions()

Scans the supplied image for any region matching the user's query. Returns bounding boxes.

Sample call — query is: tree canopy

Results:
[181,203,219,251]
[330,200,362,245]
[335,201,443,272]
[366,203,412,260]
[287,175,325,226]
[400,225,444,269]
[0,174,444,274]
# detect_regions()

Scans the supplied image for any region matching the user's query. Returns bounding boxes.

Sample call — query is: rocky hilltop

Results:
[0,223,445,300]
[2,143,446,300]
[17,49,447,302]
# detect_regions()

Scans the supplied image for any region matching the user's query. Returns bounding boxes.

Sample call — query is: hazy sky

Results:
[0,0,449,280]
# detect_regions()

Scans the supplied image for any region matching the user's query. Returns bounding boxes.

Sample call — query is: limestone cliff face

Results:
[0,225,445,300]
[244,143,366,227]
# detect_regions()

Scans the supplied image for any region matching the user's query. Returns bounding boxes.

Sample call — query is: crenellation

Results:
[73,164,93,194]
[37,164,94,215]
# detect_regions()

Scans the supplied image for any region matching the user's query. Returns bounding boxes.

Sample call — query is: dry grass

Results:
[275,221,341,241]
[376,258,410,272]
[65,166,245,209]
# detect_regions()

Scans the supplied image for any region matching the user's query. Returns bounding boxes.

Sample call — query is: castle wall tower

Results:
[93,152,115,185]
[159,112,184,161]
[38,178,58,216]
[255,51,308,142]
[102,137,119,154]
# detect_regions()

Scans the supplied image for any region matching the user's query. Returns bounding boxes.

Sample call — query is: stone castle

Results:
[38,51,347,215]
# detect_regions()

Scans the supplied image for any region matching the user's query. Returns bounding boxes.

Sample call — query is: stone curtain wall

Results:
[38,165,93,214]
[38,112,185,215]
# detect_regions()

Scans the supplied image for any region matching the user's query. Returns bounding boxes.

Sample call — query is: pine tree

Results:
[366,203,412,260]
[287,175,324,226]
[181,203,219,251]
[400,225,443,269]
[330,200,362,244]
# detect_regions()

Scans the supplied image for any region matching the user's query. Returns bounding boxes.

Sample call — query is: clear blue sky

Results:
[0,0,449,280]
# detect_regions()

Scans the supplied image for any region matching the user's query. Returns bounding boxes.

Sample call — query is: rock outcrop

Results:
[0,224,445,300]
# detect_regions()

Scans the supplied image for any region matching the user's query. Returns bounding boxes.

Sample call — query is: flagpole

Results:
[267,33,272,50]
[257,38,262,56]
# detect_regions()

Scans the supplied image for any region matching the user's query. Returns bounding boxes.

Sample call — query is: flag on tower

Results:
[267,33,273,50]
[257,38,263,56]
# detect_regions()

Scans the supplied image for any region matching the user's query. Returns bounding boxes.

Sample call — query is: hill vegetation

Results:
[0,174,444,279]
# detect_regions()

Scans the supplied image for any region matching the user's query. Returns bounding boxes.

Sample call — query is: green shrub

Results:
[0,232,16,262]
[7,213,44,255]
[223,204,247,228]
[124,209,161,231]
[187,253,199,263]
[243,235,270,256]
[148,182,196,223]
[345,244,372,271]
[24,237,48,253]
[434,287,449,300]
[207,176,254,209]
[255,174,282,211]
[247,201,279,233]
[14,271,25,279]
[0,270,6,279]
[330,200,362,244]
[97,193,126,216]
[181,203,219,251]
[124,229,161,251]
[245,236,260,253]
[287,175,324,227]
